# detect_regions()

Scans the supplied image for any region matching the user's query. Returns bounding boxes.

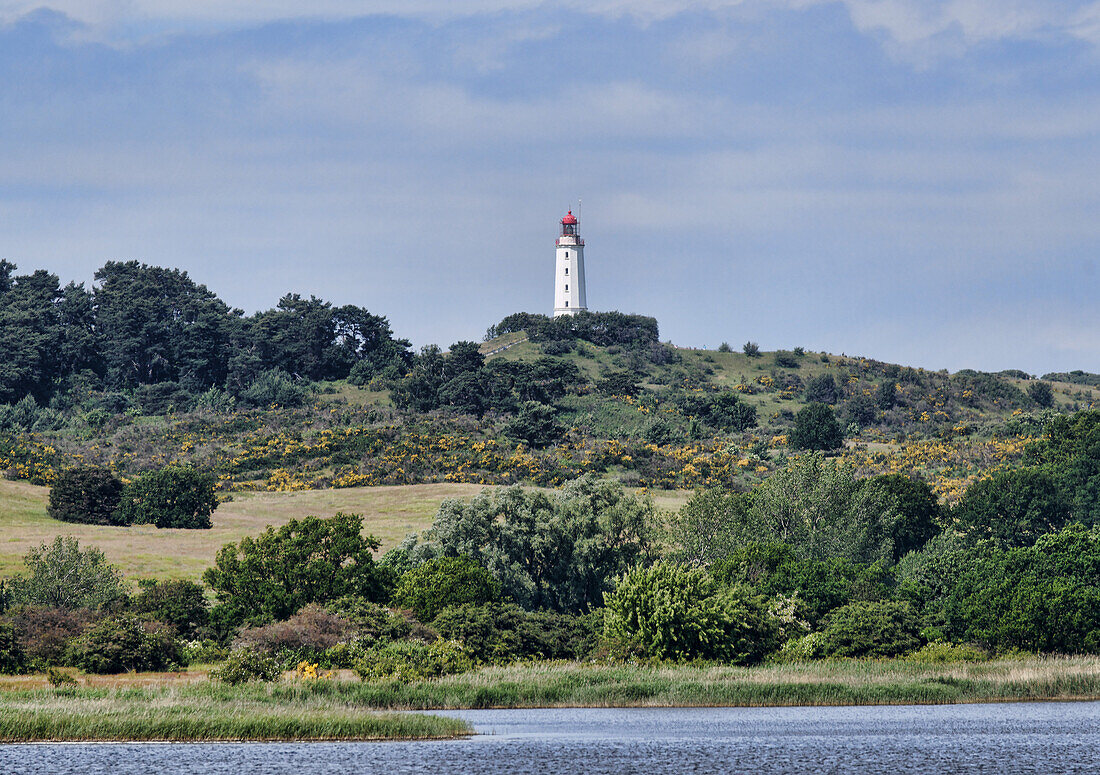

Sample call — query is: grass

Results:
[0,682,470,742]
[0,479,690,582]
[296,657,1100,710]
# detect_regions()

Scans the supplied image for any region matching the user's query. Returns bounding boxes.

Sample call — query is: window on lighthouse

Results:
[565,252,569,258]
[565,267,568,275]
[565,284,569,291]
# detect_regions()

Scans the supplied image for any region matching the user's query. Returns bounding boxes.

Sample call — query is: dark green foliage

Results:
[210,648,282,683]
[392,556,499,623]
[717,342,732,353]
[65,615,184,674]
[1043,371,1100,387]
[675,391,757,433]
[6,537,125,610]
[504,401,565,448]
[952,370,1029,409]
[804,374,839,405]
[603,562,778,664]
[47,466,125,526]
[952,468,1070,547]
[862,474,942,560]
[789,402,844,451]
[597,370,640,397]
[943,524,1100,653]
[238,369,309,408]
[742,342,760,357]
[712,544,893,627]
[234,604,357,656]
[130,579,209,639]
[0,621,25,674]
[839,394,876,427]
[406,476,656,613]
[773,351,799,368]
[0,395,66,432]
[203,513,387,627]
[432,603,597,663]
[114,466,218,529]
[818,601,921,658]
[668,488,752,565]
[1028,381,1054,408]
[353,639,473,681]
[876,380,897,409]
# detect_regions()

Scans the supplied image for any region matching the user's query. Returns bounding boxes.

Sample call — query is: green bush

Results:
[211,648,282,684]
[431,603,598,664]
[47,467,125,526]
[353,639,473,681]
[65,615,185,674]
[114,466,218,529]
[130,579,209,638]
[239,368,309,408]
[903,641,988,663]
[952,467,1070,547]
[742,342,760,357]
[504,401,565,448]
[818,600,921,658]
[603,562,777,664]
[4,606,99,666]
[789,403,844,451]
[392,556,499,623]
[0,621,25,674]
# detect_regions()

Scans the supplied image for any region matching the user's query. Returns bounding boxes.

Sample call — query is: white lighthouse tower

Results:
[553,210,587,317]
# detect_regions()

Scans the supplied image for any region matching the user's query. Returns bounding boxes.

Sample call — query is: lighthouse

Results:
[553,210,587,317]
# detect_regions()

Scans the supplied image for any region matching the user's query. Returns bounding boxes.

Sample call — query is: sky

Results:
[1,1,1100,375]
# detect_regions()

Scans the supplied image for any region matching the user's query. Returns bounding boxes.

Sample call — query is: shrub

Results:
[130,579,209,638]
[789,403,844,451]
[861,474,942,560]
[353,639,473,681]
[239,368,309,408]
[597,370,640,397]
[904,641,988,663]
[204,513,388,627]
[65,615,185,674]
[234,604,357,654]
[952,467,1070,547]
[603,562,777,664]
[6,537,125,610]
[773,351,799,368]
[804,374,839,405]
[211,648,282,684]
[432,603,597,663]
[717,342,732,353]
[742,342,760,357]
[773,631,827,662]
[818,601,922,658]
[6,605,99,666]
[45,667,78,686]
[114,466,218,529]
[393,557,499,624]
[47,467,125,526]
[0,621,25,674]
[504,401,566,449]
[324,597,413,642]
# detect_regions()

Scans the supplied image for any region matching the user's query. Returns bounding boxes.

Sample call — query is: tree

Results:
[876,380,897,410]
[47,466,125,526]
[1028,381,1054,408]
[746,454,898,565]
[818,600,921,658]
[597,370,640,397]
[668,488,752,566]
[952,467,1070,547]
[6,537,125,610]
[114,466,218,529]
[603,562,777,663]
[130,579,210,639]
[861,474,942,560]
[789,402,844,451]
[742,341,761,357]
[203,513,388,626]
[504,401,566,448]
[65,615,184,674]
[405,476,656,613]
[392,556,499,623]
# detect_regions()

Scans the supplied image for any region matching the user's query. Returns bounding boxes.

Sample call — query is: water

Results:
[3,702,1100,774]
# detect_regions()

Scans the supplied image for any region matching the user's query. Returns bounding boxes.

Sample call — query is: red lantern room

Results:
[560,210,578,237]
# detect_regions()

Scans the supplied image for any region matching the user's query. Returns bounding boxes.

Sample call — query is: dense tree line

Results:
[0,261,411,408]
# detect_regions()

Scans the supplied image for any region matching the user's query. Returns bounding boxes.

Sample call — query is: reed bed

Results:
[0,684,469,742]
[326,656,1100,710]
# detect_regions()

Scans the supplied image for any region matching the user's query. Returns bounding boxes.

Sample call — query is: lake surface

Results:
[4,702,1100,774]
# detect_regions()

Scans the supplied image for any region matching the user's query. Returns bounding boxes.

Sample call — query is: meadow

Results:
[0,478,691,581]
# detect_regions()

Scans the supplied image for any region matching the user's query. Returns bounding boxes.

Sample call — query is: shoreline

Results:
[3,656,1099,742]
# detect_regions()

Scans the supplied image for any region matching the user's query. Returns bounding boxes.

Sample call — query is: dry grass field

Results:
[0,479,689,583]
